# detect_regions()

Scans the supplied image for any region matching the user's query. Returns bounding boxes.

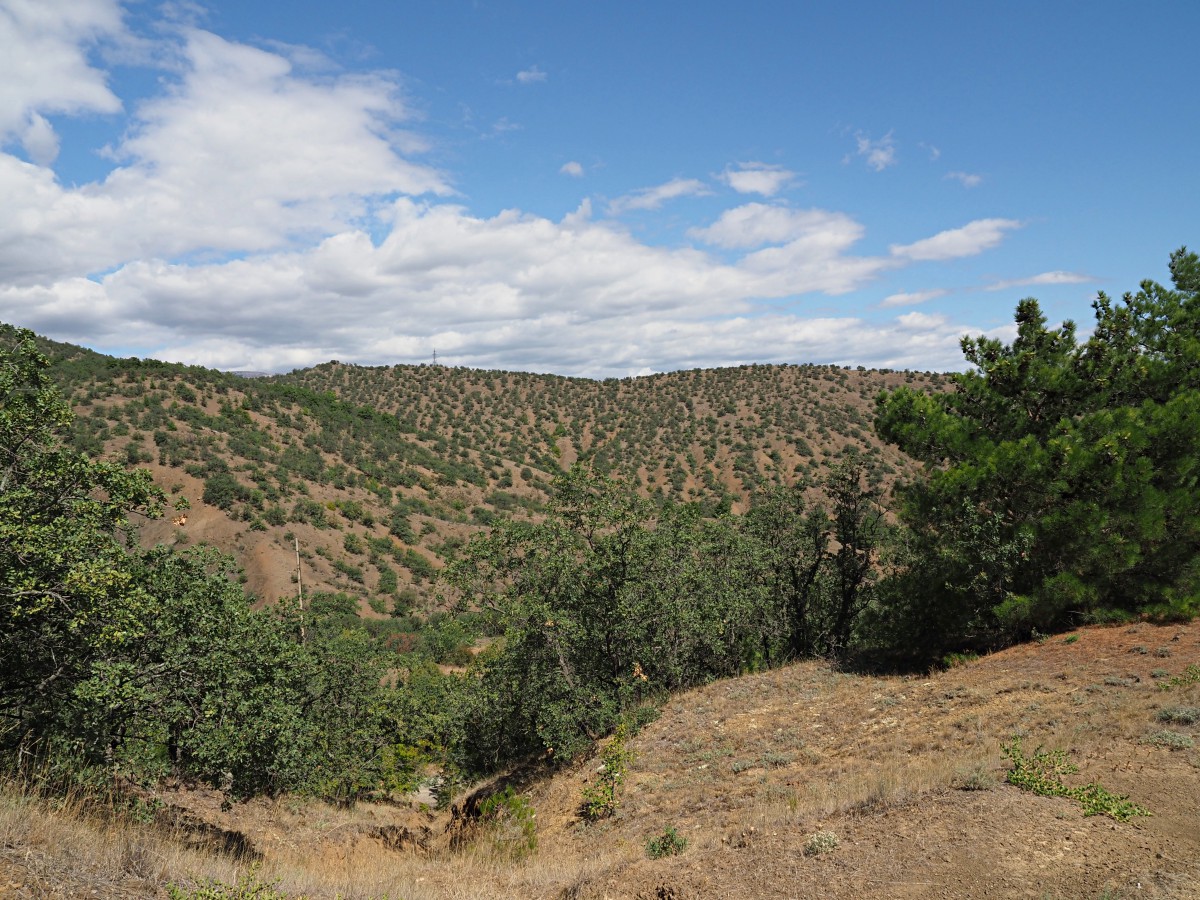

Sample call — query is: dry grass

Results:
[3,621,1199,899]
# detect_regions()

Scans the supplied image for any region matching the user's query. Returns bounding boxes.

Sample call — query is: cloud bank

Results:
[0,3,1029,377]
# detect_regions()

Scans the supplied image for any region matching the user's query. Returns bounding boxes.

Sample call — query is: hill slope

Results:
[23,326,945,618]
[3,621,1197,898]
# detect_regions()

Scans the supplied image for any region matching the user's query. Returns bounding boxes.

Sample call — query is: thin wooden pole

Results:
[295,535,306,643]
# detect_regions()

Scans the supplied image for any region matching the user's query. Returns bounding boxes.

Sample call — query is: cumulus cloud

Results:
[515,65,546,84]
[985,271,1094,291]
[890,218,1021,262]
[606,177,710,214]
[854,130,896,172]
[0,0,125,160]
[879,288,947,308]
[687,204,858,251]
[720,162,795,197]
[0,25,450,285]
[0,7,1013,377]
[560,160,584,177]
[945,170,982,188]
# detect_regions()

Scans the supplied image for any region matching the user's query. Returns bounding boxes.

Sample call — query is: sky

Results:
[0,1,1196,378]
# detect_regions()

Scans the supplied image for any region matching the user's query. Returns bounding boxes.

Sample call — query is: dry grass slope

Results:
[3,622,1198,899]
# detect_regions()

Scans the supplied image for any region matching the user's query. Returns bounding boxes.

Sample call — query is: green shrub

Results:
[1001,737,1149,822]
[645,825,688,859]
[581,725,635,820]
[477,786,538,858]
[167,866,294,899]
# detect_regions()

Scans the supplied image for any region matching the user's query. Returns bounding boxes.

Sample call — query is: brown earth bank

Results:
[3,622,1198,899]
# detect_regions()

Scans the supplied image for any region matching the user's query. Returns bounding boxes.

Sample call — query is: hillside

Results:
[3,621,1197,898]
[27,327,945,619]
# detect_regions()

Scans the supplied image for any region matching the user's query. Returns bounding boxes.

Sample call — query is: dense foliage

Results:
[876,248,1200,656]
[0,330,444,801]
[446,463,884,769]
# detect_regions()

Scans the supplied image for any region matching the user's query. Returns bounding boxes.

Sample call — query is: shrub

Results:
[581,725,635,820]
[1001,737,1149,822]
[803,829,839,857]
[1145,731,1195,750]
[645,825,688,859]
[1156,706,1200,725]
[477,786,538,858]
[167,867,292,900]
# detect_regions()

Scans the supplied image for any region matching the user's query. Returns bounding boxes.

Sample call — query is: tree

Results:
[0,329,410,804]
[743,460,885,661]
[446,465,770,771]
[875,249,1200,654]
[0,328,164,751]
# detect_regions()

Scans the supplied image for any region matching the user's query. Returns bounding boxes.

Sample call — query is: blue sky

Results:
[0,0,1195,376]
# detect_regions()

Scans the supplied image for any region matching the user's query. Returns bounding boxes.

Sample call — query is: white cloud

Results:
[0,9,1015,378]
[606,177,710,214]
[0,26,450,285]
[720,162,795,197]
[890,218,1022,262]
[688,203,858,251]
[985,271,1094,291]
[515,65,546,84]
[560,160,584,177]
[945,170,983,188]
[855,130,896,172]
[0,0,125,160]
[879,288,947,308]
[919,142,940,161]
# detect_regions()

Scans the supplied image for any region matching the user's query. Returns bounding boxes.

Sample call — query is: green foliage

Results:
[645,824,688,859]
[1000,737,1149,822]
[476,785,538,858]
[580,725,635,820]
[876,249,1200,657]
[0,332,452,805]
[0,329,165,756]
[1158,664,1200,691]
[744,461,886,662]
[167,867,294,900]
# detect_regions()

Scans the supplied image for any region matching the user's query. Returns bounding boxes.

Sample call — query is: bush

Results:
[803,829,839,857]
[167,867,291,900]
[476,786,538,858]
[645,825,688,859]
[580,725,635,820]
[1145,731,1195,750]
[1156,706,1200,725]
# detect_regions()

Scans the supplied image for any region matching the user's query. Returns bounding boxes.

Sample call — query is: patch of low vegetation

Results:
[645,825,688,859]
[1159,665,1200,691]
[803,829,840,857]
[1145,731,1195,750]
[476,786,538,859]
[1156,706,1200,725]
[581,725,635,821]
[167,868,293,900]
[1001,737,1150,822]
